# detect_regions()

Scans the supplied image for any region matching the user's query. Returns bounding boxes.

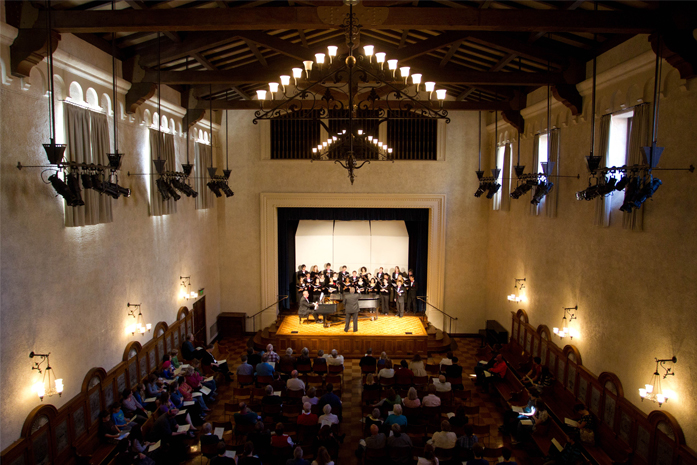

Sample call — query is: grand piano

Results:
[315,294,379,327]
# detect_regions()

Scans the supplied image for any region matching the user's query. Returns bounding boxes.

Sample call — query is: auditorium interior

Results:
[1,0,697,464]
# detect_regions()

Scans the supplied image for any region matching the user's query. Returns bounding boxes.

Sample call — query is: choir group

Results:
[296,263,419,316]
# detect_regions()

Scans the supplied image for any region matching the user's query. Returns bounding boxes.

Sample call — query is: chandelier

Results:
[507,278,526,303]
[30,352,63,401]
[552,306,579,340]
[126,302,151,335]
[252,1,450,184]
[639,356,677,407]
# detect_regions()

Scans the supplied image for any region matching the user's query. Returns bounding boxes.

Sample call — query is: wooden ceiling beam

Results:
[38,7,658,34]
[242,38,268,67]
[194,98,513,111]
[236,31,315,61]
[135,31,245,68]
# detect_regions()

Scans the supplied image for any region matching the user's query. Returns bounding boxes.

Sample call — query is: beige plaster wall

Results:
[0,43,222,449]
[483,36,697,446]
[216,110,490,335]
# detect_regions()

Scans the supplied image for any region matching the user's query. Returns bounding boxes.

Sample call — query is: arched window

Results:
[161,114,168,132]
[68,81,83,102]
[85,87,99,109]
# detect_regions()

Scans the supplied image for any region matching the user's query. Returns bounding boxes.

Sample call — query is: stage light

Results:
[622,176,661,212]
[48,173,81,207]
[596,177,617,196]
[163,179,181,201]
[171,178,199,198]
[219,182,234,198]
[80,173,93,190]
[91,174,105,193]
[156,178,171,201]
[486,182,501,199]
[531,181,554,205]
[66,172,85,206]
[615,174,630,191]
[575,184,599,201]
[510,182,533,199]
[207,180,222,197]
[474,183,487,198]
[101,181,131,199]
[619,176,641,212]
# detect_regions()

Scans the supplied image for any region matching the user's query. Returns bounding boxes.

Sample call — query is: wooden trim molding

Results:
[562,344,583,366]
[122,341,142,362]
[176,306,190,321]
[259,193,447,331]
[515,308,529,324]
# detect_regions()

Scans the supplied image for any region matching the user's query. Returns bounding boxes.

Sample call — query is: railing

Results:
[417,297,458,334]
[247,295,288,333]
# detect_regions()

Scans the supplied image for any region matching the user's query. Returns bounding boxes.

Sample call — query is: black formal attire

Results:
[394,285,405,318]
[297,281,308,303]
[343,292,360,332]
[326,280,340,299]
[323,269,333,281]
[297,270,309,283]
[378,281,391,315]
[359,355,377,371]
[376,271,386,282]
[202,350,232,381]
[355,280,366,295]
[406,279,418,313]
[340,271,350,282]
[299,296,319,322]
[182,340,204,360]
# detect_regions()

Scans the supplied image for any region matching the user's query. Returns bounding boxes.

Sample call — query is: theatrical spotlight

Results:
[80,172,93,190]
[48,173,81,207]
[219,182,234,198]
[596,177,617,196]
[101,181,131,199]
[207,180,222,198]
[510,182,533,199]
[162,179,181,201]
[531,181,554,205]
[156,178,171,201]
[575,184,599,201]
[619,176,641,212]
[91,173,105,193]
[171,178,198,198]
[66,172,85,206]
[486,182,501,199]
[474,183,487,198]
[615,174,630,191]
[621,176,661,212]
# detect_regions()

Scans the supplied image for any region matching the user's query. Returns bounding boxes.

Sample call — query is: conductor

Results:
[299,290,321,323]
[343,286,360,332]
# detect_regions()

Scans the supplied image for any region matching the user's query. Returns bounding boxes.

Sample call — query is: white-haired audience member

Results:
[324,349,344,366]
[287,370,305,391]
[318,404,339,426]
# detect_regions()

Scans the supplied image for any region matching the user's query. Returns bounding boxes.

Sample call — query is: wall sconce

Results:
[507,278,526,302]
[30,352,63,401]
[126,303,151,335]
[179,276,197,300]
[553,306,578,339]
[639,356,677,407]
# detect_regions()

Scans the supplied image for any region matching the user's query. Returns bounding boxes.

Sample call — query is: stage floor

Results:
[276,315,427,336]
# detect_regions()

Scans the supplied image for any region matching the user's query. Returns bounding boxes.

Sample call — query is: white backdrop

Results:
[295,220,408,275]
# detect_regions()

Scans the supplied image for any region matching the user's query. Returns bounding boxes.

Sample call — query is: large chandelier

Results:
[252,1,450,184]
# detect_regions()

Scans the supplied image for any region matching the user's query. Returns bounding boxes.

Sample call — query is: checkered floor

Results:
[184,336,509,465]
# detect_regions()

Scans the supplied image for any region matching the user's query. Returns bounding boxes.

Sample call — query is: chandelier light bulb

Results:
[357,129,363,135]
[656,394,666,404]
[256,89,267,101]
[327,45,338,63]
[36,382,45,400]
[425,81,436,93]
[140,326,146,334]
[332,136,337,141]
[400,66,410,78]
[190,291,197,298]
[146,323,152,331]
[639,388,647,398]
[269,82,279,94]
[387,59,398,77]
[368,136,373,142]
[412,73,422,87]
[375,52,386,69]
[388,148,393,154]
[280,75,290,86]
[292,68,303,85]
[342,129,346,134]
[363,45,374,60]
[435,89,447,100]
[322,142,327,148]
[303,60,313,78]
[645,384,654,394]
[312,148,317,153]
[553,327,559,334]
[315,53,325,65]
[55,379,64,394]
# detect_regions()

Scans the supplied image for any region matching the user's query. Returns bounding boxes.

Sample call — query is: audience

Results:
[98,410,123,444]
[200,422,219,448]
[169,350,181,369]
[297,402,318,426]
[145,374,164,398]
[312,446,334,465]
[286,446,310,465]
[247,347,262,367]
[417,444,438,465]
[265,344,280,363]
[182,333,204,360]
[378,360,395,380]
[256,354,279,379]
[403,387,421,408]
[318,404,339,426]
[377,351,389,369]
[501,447,518,465]
[185,366,217,400]
[457,425,479,450]
[110,402,136,431]
[523,357,543,386]
[386,424,412,454]
[410,353,427,377]
[236,441,262,465]
[325,349,344,366]
[363,373,379,391]
[318,384,342,417]
[121,388,148,423]
[359,348,377,371]
[433,374,452,392]
[302,387,319,406]
[384,404,407,429]
[237,355,254,377]
[314,425,342,454]
[429,420,457,449]
[374,388,402,411]
[543,436,583,465]
[177,376,209,412]
[314,350,328,370]
[444,356,463,381]
[466,445,488,465]
[234,403,259,427]
[365,408,384,431]
[448,405,469,428]
[280,347,297,373]
[297,347,312,367]
[161,354,175,379]
[439,351,454,370]
[201,343,233,382]
[478,354,507,393]
[246,421,270,456]
[287,370,306,391]
[422,385,441,407]
[394,360,414,385]
[129,425,157,465]
[210,441,236,465]
[271,422,294,447]
[262,385,283,406]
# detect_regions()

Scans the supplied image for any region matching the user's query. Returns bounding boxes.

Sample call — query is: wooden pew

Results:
[74,431,123,465]
[531,417,569,459]
[492,369,529,407]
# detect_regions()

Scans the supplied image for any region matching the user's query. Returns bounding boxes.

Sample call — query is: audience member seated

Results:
[378,360,395,380]
[110,402,136,431]
[177,376,209,412]
[359,348,377,371]
[168,381,204,422]
[200,422,220,448]
[444,356,463,379]
[422,385,441,407]
[543,435,583,465]
[280,348,297,373]
[512,399,548,443]
[271,422,294,447]
[410,353,427,377]
[314,425,342,455]
[356,424,386,459]
[236,441,262,465]
[287,370,306,392]
[238,355,254,377]
[395,360,414,385]
[256,354,279,379]
[297,402,318,426]
[121,388,148,423]
[522,357,543,387]
[318,405,339,426]
[265,344,280,363]
[169,350,181,369]
[98,410,123,444]
[133,383,148,408]
[297,348,312,367]
[473,344,501,380]
[314,350,327,370]
[429,420,457,449]
[377,352,389,370]
[286,446,310,465]
[185,366,217,400]
[210,441,236,465]
[325,349,344,366]
[153,407,193,444]
[246,421,270,456]
[456,425,479,451]
[448,406,469,428]
[202,343,233,382]
[386,424,413,463]
[403,387,421,408]
[374,388,402,412]
[417,444,439,465]
[234,403,259,427]
[501,388,539,435]
[568,403,595,444]
[534,366,554,391]
[318,384,342,417]
[433,375,452,392]
[363,373,380,391]
[182,333,204,360]
[501,447,518,465]
[302,387,319,406]
[156,392,198,431]
[312,446,335,465]
[465,445,488,465]
[384,404,407,429]
[130,425,157,465]
[262,385,283,406]
[477,354,507,393]
[145,374,164,399]
[247,347,262,368]
[439,352,454,371]
[365,408,384,431]
[161,354,175,379]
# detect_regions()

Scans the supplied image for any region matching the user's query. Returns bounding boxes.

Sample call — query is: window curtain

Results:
[149,129,177,216]
[194,142,214,210]
[545,129,561,218]
[529,133,541,216]
[623,103,651,231]
[64,104,113,227]
[500,143,512,212]
[593,115,613,227]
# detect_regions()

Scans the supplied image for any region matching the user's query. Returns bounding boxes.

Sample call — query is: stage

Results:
[272,315,429,358]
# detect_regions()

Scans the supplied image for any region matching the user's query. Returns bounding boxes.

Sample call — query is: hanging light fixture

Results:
[553,306,579,340]
[30,352,63,401]
[639,356,677,407]
[126,303,151,335]
[534,52,555,206]
[252,0,449,184]
[106,0,124,175]
[179,276,198,300]
[41,1,66,166]
[507,278,526,303]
